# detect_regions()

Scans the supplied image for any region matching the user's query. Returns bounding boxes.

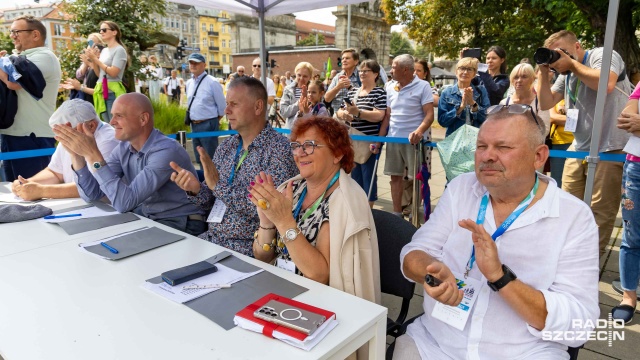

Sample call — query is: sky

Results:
[6,2,398,31]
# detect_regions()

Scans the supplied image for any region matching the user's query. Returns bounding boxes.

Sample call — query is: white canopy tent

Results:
[173,0,365,85]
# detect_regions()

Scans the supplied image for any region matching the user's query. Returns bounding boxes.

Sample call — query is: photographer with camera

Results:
[536,30,630,257]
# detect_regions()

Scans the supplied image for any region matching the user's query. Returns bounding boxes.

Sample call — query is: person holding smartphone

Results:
[62,33,105,105]
[461,46,510,105]
[336,60,387,207]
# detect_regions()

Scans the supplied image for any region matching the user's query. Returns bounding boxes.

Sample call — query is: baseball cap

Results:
[187,53,206,63]
[49,99,99,128]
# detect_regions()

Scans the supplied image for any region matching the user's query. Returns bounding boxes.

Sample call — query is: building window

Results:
[227,25,231,33]
[191,20,195,33]
[222,40,226,48]
[183,20,187,31]
[202,23,206,32]
[203,39,207,47]
[210,24,214,32]
[223,54,227,63]
[54,24,62,36]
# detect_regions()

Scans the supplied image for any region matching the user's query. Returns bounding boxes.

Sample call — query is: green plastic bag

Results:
[437,124,479,181]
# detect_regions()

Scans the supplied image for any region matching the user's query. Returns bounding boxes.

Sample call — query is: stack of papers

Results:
[143,264,263,303]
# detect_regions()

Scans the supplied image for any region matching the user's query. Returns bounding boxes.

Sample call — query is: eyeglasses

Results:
[457,66,475,73]
[9,29,34,36]
[252,64,261,68]
[290,140,327,155]
[486,104,540,125]
[99,28,111,33]
[358,70,372,75]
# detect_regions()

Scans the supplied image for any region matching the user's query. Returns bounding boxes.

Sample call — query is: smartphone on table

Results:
[253,299,327,335]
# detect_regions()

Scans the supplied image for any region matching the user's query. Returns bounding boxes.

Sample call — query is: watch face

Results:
[285,228,298,241]
[93,162,101,169]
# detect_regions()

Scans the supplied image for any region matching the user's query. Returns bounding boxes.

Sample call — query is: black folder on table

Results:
[147,251,308,330]
[82,226,185,260]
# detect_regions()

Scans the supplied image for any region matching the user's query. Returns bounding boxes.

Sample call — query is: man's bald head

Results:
[110,93,156,150]
[116,93,154,123]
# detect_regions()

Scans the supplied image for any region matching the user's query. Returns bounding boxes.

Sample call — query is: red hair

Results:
[291,116,355,173]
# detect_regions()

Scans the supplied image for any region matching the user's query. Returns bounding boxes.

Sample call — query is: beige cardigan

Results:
[279,169,381,305]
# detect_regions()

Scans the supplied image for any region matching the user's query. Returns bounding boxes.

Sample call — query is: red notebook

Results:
[234,293,338,350]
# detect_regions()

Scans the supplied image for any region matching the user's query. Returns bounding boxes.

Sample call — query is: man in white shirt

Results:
[163,70,183,104]
[284,71,293,85]
[251,57,275,109]
[11,99,118,201]
[394,106,600,360]
[384,54,434,216]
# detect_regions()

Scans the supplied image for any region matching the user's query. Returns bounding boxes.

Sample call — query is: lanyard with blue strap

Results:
[227,139,248,186]
[464,176,539,278]
[281,170,340,255]
[566,51,589,108]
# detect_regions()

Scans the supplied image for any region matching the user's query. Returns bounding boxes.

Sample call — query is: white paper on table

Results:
[77,227,150,259]
[142,263,264,303]
[233,315,339,351]
[0,193,30,203]
[40,206,115,223]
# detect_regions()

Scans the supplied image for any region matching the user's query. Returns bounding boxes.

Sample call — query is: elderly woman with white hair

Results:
[280,62,314,129]
[499,63,550,135]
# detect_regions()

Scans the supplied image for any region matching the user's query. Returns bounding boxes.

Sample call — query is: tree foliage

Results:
[381,0,640,76]
[296,33,325,46]
[390,32,413,57]
[0,32,15,54]
[57,41,86,79]
[66,0,172,92]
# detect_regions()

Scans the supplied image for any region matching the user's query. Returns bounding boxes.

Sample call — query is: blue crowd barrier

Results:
[0,129,627,163]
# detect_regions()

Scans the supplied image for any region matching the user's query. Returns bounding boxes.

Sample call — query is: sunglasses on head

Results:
[486,104,540,125]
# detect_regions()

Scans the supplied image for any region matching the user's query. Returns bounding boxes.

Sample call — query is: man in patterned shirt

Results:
[171,77,298,256]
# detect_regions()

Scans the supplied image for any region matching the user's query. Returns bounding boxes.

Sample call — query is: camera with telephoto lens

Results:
[533,48,575,75]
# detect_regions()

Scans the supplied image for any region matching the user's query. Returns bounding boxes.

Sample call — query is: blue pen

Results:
[44,213,82,220]
[100,242,119,254]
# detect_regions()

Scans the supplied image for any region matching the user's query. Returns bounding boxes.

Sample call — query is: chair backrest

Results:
[372,209,417,299]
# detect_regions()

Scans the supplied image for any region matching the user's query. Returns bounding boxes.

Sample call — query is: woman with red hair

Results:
[248,116,381,306]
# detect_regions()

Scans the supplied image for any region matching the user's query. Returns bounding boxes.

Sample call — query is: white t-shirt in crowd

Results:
[385,75,434,138]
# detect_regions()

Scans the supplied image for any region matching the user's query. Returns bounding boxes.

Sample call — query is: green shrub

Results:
[152,99,189,135]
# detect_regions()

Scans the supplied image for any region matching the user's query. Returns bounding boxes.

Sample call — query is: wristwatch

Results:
[487,264,517,292]
[92,160,107,171]
[471,102,479,111]
[281,227,301,243]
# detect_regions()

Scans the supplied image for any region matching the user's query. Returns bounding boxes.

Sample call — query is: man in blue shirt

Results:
[52,93,206,236]
[185,53,226,169]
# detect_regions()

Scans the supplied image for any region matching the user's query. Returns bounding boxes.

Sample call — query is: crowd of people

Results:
[1,15,639,359]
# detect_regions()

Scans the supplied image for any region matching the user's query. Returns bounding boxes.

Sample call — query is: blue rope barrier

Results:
[0,148,56,161]
[0,129,627,163]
